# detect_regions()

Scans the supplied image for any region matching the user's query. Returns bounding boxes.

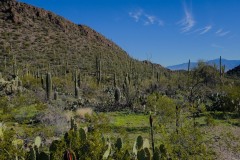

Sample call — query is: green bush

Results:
[147,93,175,123]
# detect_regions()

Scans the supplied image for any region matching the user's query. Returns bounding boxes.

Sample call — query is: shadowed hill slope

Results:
[227,65,240,78]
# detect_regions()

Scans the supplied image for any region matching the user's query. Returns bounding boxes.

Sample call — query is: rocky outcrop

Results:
[0,76,22,96]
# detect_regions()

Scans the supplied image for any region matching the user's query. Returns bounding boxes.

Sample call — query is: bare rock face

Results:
[0,78,19,96]
[0,0,74,32]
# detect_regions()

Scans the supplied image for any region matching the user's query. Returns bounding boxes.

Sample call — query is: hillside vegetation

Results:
[1,0,240,160]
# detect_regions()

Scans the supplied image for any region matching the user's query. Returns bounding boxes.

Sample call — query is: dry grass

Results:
[75,108,93,119]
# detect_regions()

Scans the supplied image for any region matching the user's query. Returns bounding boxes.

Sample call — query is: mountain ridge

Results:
[0,0,167,80]
[167,58,240,71]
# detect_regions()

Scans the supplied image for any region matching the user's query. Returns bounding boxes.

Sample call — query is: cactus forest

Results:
[1,0,240,159]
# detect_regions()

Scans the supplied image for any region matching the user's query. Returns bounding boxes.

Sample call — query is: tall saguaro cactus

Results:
[157,72,160,82]
[176,105,180,134]
[219,56,222,77]
[4,56,7,70]
[149,114,154,153]
[187,59,191,87]
[74,70,80,99]
[96,55,102,85]
[187,59,191,73]
[152,63,154,80]
[12,55,17,78]
[46,72,52,100]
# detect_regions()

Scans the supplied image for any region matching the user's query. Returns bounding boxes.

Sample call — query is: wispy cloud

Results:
[216,29,230,37]
[188,25,212,35]
[179,3,196,32]
[129,9,164,26]
[199,25,212,34]
[129,9,143,22]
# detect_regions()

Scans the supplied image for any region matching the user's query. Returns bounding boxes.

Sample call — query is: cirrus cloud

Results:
[129,9,164,27]
[178,3,196,33]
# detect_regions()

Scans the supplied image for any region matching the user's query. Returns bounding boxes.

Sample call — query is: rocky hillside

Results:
[0,0,168,82]
[227,65,240,78]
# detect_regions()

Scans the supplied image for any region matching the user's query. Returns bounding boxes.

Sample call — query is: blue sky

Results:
[19,0,240,67]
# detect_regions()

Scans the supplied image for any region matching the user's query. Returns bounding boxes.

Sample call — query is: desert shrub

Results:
[36,105,69,135]
[12,104,42,123]
[205,113,216,126]
[21,74,40,90]
[0,126,26,160]
[223,85,240,114]
[75,108,93,119]
[147,93,175,123]
[0,96,9,114]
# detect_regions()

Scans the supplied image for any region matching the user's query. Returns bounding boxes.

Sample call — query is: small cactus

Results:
[29,146,36,160]
[115,137,122,151]
[143,138,150,149]
[54,90,58,100]
[70,117,77,131]
[114,87,121,103]
[159,144,167,158]
[122,150,130,160]
[49,140,60,156]
[133,135,144,155]
[39,152,50,160]
[137,149,145,160]
[152,150,160,160]
[79,128,86,141]
[34,136,42,148]
[103,140,111,159]
[136,136,143,150]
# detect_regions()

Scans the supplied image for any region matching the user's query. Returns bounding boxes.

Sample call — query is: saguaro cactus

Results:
[114,73,117,87]
[123,73,131,106]
[12,55,17,78]
[46,72,52,100]
[114,87,121,104]
[78,72,81,88]
[219,56,222,77]
[149,114,154,153]
[187,59,191,73]
[74,70,80,99]
[176,105,180,134]
[152,63,154,80]
[187,59,191,86]
[54,90,58,100]
[115,137,123,151]
[4,56,7,70]
[96,55,102,85]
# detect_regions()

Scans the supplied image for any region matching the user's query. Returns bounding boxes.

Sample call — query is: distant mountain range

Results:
[167,59,240,71]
